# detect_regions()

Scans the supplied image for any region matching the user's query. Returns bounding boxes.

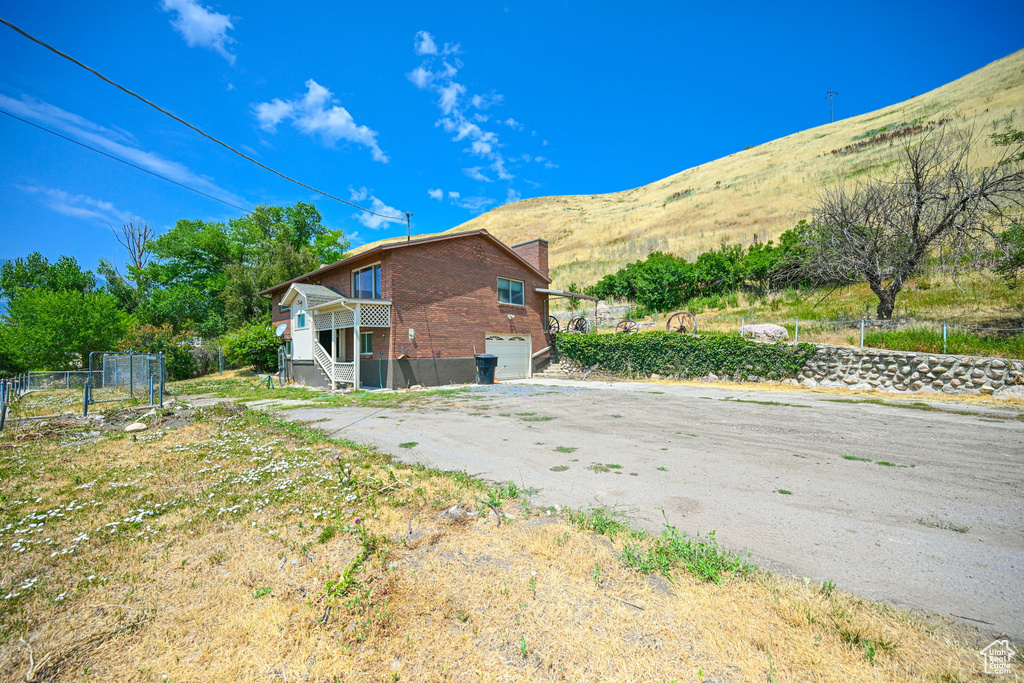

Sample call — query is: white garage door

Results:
[485,334,532,380]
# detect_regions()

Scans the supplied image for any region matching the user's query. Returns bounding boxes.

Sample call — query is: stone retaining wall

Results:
[796,345,1024,397]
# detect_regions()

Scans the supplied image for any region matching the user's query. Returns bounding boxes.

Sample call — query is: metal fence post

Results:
[219,348,223,375]
[83,383,89,417]
[860,319,866,349]
[129,350,134,399]
[942,322,948,355]
[794,318,800,344]
[741,317,745,337]
[149,375,155,406]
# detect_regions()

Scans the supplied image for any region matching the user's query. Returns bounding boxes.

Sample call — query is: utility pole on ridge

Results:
[826,89,838,123]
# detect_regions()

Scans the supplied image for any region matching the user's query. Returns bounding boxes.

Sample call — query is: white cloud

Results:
[451,195,495,213]
[472,113,489,123]
[18,185,142,226]
[492,158,513,181]
[427,188,444,201]
[414,30,438,55]
[355,194,405,229]
[0,93,238,201]
[463,167,492,183]
[504,188,521,205]
[406,66,433,89]
[161,0,236,64]
[448,191,460,199]
[502,118,524,130]
[470,93,503,109]
[253,80,388,162]
[349,186,369,202]
[470,140,492,156]
[437,82,465,116]
[254,99,293,131]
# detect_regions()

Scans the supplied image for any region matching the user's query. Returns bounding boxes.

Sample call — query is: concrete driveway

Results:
[269,379,1024,638]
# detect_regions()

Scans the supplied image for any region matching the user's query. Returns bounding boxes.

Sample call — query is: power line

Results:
[0,107,251,213]
[0,16,407,223]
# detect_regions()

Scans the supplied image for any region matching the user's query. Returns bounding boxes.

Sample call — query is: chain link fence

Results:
[87,351,165,409]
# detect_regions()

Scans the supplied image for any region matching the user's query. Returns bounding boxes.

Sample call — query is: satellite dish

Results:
[275,323,288,337]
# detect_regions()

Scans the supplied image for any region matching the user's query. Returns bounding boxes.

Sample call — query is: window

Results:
[497,277,524,305]
[296,312,306,329]
[360,331,373,355]
[353,264,382,299]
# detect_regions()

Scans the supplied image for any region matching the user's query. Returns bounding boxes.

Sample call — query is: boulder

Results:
[741,323,789,343]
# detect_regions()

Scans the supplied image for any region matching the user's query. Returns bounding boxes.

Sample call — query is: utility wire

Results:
[0,16,407,223]
[0,108,251,213]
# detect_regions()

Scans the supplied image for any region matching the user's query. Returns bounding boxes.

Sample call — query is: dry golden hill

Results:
[359,49,1024,289]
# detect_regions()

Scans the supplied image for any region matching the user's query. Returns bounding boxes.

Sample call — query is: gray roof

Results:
[291,283,343,307]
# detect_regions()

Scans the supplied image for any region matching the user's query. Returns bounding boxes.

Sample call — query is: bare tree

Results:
[800,126,1024,319]
[111,221,154,271]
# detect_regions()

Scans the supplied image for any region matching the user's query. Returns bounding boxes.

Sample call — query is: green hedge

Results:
[554,331,817,380]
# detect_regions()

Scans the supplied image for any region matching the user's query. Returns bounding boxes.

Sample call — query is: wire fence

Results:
[719,317,1024,356]
[0,374,31,430]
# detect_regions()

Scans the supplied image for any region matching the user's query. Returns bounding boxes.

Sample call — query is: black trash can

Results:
[474,354,498,385]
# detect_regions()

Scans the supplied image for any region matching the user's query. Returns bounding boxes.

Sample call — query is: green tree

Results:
[0,253,96,300]
[2,289,129,370]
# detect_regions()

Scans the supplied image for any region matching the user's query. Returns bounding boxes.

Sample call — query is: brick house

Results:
[259,230,554,389]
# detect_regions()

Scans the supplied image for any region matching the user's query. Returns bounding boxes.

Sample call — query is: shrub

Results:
[555,331,816,380]
[118,323,198,381]
[222,323,282,373]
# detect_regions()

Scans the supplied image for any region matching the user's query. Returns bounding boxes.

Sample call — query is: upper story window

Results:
[498,277,524,305]
[353,264,382,300]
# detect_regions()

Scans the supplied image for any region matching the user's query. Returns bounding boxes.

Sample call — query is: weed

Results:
[207,549,227,565]
[721,397,810,408]
[791,453,808,458]
[515,412,536,416]
[566,507,630,540]
[498,413,511,417]
[621,512,756,584]
[656,466,668,471]
[520,635,528,658]
[592,562,603,587]
[820,578,836,596]
[550,465,569,472]
[841,455,873,462]
[611,414,623,418]
[252,587,273,599]
[916,518,969,534]
[398,442,418,449]
[777,489,793,495]
[555,446,577,453]
[606,463,622,469]
[318,525,337,544]
[521,416,556,422]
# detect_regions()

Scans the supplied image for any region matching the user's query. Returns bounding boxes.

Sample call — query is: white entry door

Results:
[485,334,532,380]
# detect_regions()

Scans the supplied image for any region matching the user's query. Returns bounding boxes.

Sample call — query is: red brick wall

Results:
[510,238,548,277]
[266,234,549,360]
[387,235,548,359]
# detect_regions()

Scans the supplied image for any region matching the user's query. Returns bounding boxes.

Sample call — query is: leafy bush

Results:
[555,331,816,380]
[222,323,283,372]
[118,323,199,381]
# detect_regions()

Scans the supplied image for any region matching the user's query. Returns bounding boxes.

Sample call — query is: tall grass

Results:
[862,328,1024,358]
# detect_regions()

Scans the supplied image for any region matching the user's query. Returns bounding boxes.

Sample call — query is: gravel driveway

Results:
[268,378,1024,638]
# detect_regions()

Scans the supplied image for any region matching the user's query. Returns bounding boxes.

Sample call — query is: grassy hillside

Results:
[360,49,1024,291]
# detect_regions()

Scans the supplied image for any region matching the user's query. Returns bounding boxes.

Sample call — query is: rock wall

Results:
[797,345,1024,398]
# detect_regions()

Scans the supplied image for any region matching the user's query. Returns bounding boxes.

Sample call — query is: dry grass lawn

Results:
[0,391,1011,682]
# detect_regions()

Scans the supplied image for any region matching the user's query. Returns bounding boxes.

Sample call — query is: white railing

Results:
[313,342,333,382]
[314,342,355,386]
[335,362,354,382]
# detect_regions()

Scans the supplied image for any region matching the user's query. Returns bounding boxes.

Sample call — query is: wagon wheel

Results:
[616,320,639,334]
[567,316,591,334]
[546,315,560,334]
[665,311,698,334]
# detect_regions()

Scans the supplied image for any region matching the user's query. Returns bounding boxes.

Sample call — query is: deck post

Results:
[331,327,338,391]
[353,305,362,390]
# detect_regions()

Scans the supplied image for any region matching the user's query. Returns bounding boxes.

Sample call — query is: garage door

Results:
[485,334,532,380]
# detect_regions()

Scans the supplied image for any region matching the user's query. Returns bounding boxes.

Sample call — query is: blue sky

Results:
[1,0,1022,273]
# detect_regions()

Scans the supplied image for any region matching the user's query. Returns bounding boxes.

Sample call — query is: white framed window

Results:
[296,312,307,329]
[353,263,382,299]
[360,331,373,355]
[498,277,525,305]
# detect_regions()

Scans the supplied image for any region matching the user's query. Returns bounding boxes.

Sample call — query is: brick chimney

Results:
[510,238,548,277]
